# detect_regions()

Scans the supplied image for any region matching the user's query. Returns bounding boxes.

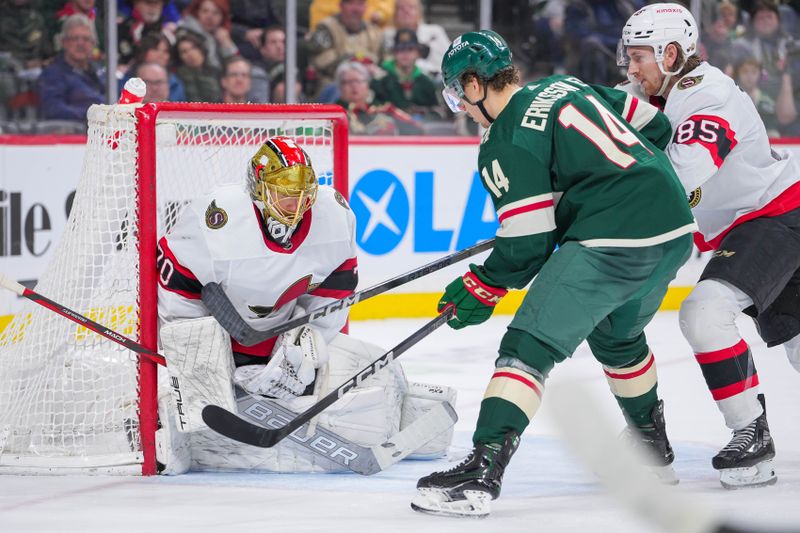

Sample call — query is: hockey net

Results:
[0,103,348,475]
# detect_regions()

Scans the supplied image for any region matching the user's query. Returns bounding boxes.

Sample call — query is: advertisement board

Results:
[1,137,799,322]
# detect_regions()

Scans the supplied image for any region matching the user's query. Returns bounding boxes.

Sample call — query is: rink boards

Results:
[1,136,798,327]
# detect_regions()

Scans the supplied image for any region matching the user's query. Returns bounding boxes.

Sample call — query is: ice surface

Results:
[2,312,800,532]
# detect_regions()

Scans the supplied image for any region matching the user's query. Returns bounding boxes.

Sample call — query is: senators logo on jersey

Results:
[688,187,702,208]
[676,75,704,90]
[205,200,228,229]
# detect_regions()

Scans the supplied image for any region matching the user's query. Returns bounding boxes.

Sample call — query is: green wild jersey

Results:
[477,75,696,289]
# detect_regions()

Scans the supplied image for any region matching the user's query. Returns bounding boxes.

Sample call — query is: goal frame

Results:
[135,103,349,475]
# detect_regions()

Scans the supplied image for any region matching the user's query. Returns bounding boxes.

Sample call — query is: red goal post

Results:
[0,103,349,475]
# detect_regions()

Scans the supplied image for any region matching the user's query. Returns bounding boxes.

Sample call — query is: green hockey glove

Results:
[437,265,508,330]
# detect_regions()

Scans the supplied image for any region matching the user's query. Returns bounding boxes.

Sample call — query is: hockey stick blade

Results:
[201,238,493,345]
[202,306,455,448]
[224,388,457,475]
[0,272,166,366]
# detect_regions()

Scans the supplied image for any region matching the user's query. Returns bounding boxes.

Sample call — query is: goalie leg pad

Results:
[156,393,192,475]
[402,382,457,459]
[188,333,408,473]
[160,316,237,431]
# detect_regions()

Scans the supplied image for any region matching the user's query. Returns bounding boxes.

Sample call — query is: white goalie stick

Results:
[0,273,457,475]
[548,385,800,533]
[232,386,457,475]
[202,306,456,448]
[201,238,495,346]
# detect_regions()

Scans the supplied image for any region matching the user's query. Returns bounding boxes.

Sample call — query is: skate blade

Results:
[650,464,679,485]
[719,459,777,490]
[410,488,491,518]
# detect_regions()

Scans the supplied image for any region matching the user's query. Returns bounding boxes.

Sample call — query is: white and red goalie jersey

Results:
[157,184,358,357]
[620,62,800,251]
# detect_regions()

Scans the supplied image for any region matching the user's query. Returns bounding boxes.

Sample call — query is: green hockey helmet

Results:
[441,30,512,111]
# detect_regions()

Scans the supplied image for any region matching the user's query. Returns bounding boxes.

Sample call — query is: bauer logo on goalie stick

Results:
[205,200,228,229]
[242,402,359,464]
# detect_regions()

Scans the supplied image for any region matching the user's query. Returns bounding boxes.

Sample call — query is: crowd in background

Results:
[0,0,798,136]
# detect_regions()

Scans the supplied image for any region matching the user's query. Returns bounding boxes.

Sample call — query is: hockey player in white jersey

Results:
[155,136,455,474]
[618,3,800,489]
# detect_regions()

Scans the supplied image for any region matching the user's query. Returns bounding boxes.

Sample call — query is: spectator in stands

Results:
[174,30,222,102]
[270,73,305,103]
[134,62,170,102]
[0,0,53,69]
[220,55,265,103]
[123,32,186,101]
[717,0,746,38]
[255,26,287,88]
[526,0,568,77]
[564,0,640,85]
[310,0,395,30]
[735,57,781,136]
[307,0,384,98]
[118,0,183,24]
[227,0,281,62]
[372,29,439,117]
[732,0,799,133]
[382,0,450,78]
[704,3,738,75]
[118,0,177,67]
[335,59,422,135]
[178,0,238,71]
[37,14,104,121]
[52,0,103,57]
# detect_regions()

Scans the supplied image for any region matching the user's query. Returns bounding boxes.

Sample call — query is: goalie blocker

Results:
[157,317,456,474]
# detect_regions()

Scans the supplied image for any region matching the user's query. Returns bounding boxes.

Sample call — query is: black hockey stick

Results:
[0,272,166,366]
[201,238,494,345]
[201,305,456,448]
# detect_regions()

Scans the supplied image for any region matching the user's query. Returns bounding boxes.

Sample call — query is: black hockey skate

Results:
[712,394,776,489]
[410,431,519,518]
[621,400,678,485]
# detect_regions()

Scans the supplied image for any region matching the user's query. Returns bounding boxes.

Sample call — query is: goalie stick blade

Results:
[202,390,458,475]
[370,401,458,472]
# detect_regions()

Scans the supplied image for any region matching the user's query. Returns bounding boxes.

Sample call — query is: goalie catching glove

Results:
[438,264,507,329]
[234,325,329,399]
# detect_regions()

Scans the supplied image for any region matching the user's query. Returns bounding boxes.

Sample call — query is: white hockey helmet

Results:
[617,3,698,68]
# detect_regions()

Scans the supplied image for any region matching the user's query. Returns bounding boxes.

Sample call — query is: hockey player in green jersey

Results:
[411,30,697,518]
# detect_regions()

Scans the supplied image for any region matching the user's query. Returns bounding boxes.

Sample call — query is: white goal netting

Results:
[0,103,343,474]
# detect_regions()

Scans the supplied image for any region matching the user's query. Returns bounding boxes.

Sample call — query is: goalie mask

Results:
[248,137,318,227]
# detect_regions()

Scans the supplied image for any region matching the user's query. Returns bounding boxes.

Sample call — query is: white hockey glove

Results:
[233,325,329,400]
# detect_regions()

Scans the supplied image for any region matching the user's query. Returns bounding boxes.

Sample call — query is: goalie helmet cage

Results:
[0,102,349,475]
